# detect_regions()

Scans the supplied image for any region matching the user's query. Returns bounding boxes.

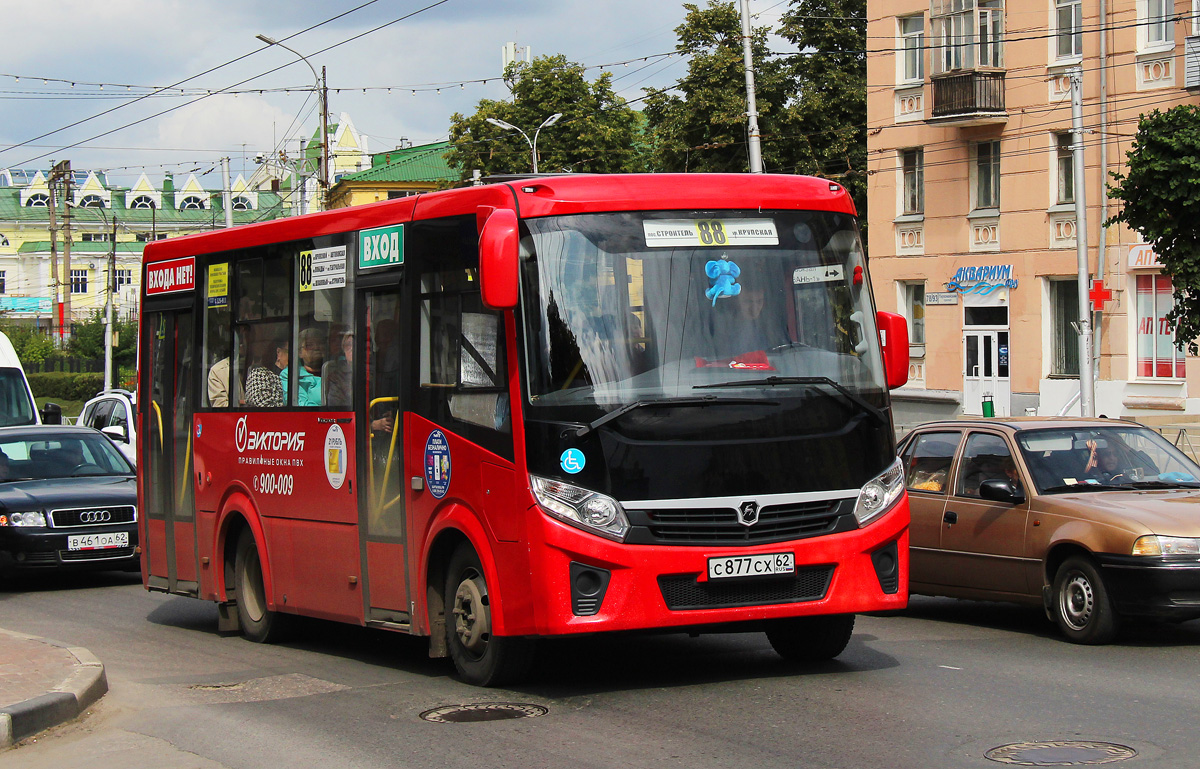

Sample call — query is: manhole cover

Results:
[986,741,1137,766]
[420,703,548,723]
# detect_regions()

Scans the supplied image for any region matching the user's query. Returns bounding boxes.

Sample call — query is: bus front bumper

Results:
[526,499,909,636]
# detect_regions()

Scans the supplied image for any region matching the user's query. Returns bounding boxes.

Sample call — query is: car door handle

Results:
[943,511,958,525]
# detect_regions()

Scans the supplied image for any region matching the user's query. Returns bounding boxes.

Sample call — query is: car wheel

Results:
[765,614,856,662]
[1052,555,1118,644]
[444,542,533,686]
[234,528,289,643]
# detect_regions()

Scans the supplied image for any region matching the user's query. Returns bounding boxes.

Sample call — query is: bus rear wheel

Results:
[234,528,288,643]
[765,614,855,662]
[444,543,533,687]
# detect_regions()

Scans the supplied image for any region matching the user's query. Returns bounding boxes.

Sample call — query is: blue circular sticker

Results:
[425,430,452,499]
[560,448,586,474]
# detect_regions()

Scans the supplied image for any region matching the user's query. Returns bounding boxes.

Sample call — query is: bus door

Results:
[359,287,409,625]
[141,309,199,594]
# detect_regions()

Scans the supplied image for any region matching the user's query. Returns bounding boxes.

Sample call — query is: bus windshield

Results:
[520,210,885,409]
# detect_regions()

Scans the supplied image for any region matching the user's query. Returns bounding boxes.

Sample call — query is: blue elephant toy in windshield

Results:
[705,254,741,307]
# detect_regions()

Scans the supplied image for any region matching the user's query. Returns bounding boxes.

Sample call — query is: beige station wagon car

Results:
[898,417,1200,644]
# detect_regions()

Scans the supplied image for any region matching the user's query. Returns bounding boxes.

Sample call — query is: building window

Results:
[180,196,206,210]
[902,148,925,215]
[904,282,927,344]
[115,269,132,288]
[900,15,925,82]
[1050,279,1079,376]
[81,232,112,243]
[1055,0,1082,59]
[135,233,168,242]
[975,140,1000,210]
[78,194,105,208]
[0,235,8,247]
[0,271,7,294]
[1056,133,1075,204]
[1136,274,1185,378]
[1145,0,1172,46]
[931,0,1004,73]
[24,193,48,208]
[70,269,88,294]
[130,195,156,210]
[231,196,253,211]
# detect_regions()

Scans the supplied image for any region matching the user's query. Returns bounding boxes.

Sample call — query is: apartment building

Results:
[868,0,1200,422]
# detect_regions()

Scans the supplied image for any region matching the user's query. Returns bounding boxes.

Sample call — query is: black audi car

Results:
[0,426,138,573]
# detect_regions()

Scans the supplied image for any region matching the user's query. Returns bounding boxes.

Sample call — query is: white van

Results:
[0,332,54,426]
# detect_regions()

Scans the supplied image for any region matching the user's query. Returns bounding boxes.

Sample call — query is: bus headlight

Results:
[531,475,630,542]
[853,458,904,527]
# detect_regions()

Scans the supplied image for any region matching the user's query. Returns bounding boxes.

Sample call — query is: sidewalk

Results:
[0,628,107,748]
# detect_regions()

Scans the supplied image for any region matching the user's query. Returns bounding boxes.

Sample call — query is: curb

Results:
[0,631,107,749]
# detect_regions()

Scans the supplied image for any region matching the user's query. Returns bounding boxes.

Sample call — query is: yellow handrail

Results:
[368,396,400,520]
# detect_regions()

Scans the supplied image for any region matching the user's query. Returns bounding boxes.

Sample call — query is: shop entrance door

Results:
[963,330,1010,416]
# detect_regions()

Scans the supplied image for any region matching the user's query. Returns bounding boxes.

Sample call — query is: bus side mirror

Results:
[479,208,519,310]
[41,402,62,425]
[876,311,909,390]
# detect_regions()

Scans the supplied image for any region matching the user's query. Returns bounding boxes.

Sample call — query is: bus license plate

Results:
[708,552,794,580]
[68,532,129,551]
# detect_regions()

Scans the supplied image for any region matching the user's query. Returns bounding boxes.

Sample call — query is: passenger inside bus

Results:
[322,331,353,408]
[245,331,285,408]
[280,327,324,406]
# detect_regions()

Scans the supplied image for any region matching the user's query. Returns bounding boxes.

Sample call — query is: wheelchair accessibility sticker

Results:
[560,448,586,474]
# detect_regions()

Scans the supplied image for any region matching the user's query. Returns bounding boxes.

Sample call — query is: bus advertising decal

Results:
[146,256,195,295]
[425,430,451,499]
[325,423,348,490]
[359,224,405,269]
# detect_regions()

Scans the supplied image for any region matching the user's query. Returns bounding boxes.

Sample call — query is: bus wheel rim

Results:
[452,570,489,656]
[242,548,267,623]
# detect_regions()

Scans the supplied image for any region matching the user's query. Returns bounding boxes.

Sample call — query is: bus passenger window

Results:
[292,239,354,408]
[203,261,233,408]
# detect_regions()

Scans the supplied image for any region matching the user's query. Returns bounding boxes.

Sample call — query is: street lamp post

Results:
[256,34,329,211]
[486,113,563,174]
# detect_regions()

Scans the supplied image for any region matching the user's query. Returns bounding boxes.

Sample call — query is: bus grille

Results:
[657,565,834,610]
[50,506,137,528]
[633,500,845,545]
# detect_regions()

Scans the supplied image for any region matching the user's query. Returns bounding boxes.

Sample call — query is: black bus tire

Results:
[445,542,533,687]
[765,614,856,662]
[1052,555,1118,644]
[234,528,289,643]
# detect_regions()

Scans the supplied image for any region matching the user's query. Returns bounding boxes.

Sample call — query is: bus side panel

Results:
[197,510,218,600]
[265,517,362,624]
[365,541,407,613]
[144,518,169,580]
[406,414,536,637]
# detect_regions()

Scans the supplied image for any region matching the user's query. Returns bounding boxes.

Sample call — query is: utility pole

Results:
[321,66,330,210]
[222,157,234,228]
[739,0,764,173]
[104,214,116,391]
[47,162,63,341]
[61,164,73,342]
[1071,68,1095,417]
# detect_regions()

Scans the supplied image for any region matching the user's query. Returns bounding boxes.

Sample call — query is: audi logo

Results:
[78,510,112,523]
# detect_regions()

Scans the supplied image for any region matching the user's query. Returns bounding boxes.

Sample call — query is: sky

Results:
[0,0,794,188]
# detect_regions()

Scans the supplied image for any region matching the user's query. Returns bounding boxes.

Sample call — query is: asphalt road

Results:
[2,571,1199,769]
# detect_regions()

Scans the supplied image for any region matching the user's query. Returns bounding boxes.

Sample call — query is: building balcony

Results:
[929,70,1007,126]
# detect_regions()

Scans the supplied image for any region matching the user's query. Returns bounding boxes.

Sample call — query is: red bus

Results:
[137,174,911,686]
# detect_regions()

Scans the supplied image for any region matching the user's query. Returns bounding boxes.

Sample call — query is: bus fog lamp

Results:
[531,475,629,541]
[853,458,904,526]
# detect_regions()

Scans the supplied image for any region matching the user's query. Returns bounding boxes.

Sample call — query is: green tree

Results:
[0,322,54,365]
[644,1,791,173]
[776,0,868,217]
[446,55,642,178]
[68,310,136,367]
[1108,105,1200,351]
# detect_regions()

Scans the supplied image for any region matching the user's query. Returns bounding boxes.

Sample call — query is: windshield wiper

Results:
[569,396,778,438]
[1042,483,1138,493]
[1128,480,1200,489]
[692,376,888,426]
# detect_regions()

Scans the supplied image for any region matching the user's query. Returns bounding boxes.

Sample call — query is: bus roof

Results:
[142,173,857,263]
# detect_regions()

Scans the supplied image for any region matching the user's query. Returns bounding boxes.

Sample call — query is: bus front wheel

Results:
[444,543,533,686]
[234,528,288,643]
[765,614,855,662]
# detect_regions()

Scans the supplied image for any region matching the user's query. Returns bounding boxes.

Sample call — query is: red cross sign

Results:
[1089,279,1114,312]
